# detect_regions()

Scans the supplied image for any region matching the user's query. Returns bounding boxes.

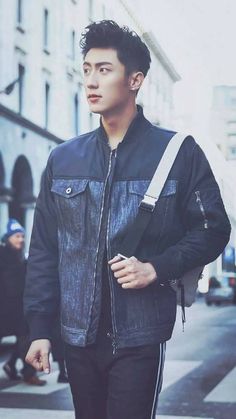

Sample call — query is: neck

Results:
[101,103,138,150]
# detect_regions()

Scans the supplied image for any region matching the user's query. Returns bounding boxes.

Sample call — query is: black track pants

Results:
[65,339,166,419]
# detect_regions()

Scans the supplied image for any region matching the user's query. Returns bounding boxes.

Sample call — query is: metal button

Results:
[66,187,72,194]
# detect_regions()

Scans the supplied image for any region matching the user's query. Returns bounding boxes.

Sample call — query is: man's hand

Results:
[108,255,157,289]
[25,339,52,374]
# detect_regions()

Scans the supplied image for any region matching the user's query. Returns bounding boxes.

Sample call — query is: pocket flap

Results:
[51,179,88,198]
[129,179,177,198]
[129,180,151,197]
[160,180,178,197]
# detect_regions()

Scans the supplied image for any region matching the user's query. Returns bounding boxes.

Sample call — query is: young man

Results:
[24,20,231,419]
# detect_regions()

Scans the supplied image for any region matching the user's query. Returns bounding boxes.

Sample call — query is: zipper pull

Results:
[112,338,117,355]
[195,190,208,229]
[195,190,200,202]
[106,332,117,355]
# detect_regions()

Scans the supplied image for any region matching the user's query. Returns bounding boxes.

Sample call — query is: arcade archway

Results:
[9,155,34,226]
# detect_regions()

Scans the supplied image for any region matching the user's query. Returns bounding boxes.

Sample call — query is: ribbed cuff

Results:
[146,252,181,285]
[26,313,54,342]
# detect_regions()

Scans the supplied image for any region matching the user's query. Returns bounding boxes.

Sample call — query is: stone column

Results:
[0,201,9,237]
[22,202,35,255]
[0,191,12,238]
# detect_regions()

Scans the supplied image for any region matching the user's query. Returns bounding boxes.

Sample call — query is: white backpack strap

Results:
[140,132,189,212]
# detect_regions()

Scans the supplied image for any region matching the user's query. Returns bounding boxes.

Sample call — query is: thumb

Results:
[41,352,50,374]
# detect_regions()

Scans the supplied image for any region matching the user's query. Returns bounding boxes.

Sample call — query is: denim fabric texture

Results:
[24,106,231,348]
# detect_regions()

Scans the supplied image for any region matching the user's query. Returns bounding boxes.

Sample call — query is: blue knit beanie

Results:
[5,218,25,239]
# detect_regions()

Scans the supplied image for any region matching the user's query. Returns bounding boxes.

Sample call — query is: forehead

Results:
[84,48,120,65]
[11,232,24,238]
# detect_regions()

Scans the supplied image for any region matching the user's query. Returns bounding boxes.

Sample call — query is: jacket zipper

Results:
[106,203,118,355]
[195,191,208,229]
[88,150,114,342]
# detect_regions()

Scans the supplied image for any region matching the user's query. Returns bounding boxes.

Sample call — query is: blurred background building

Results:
[210,85,236,163]
[206,85,236,287]
[0,0,235,286]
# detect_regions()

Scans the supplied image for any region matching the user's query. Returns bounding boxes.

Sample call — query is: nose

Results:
[85,71,99,89]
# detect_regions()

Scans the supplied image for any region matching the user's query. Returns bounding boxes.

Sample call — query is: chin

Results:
[89,104,105,113]
[90,108,102,115]
[88,102,110,116]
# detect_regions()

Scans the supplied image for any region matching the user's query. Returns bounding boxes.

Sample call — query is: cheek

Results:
[104,74,126,90]
[8,237,14,246]
[106,81,129,100]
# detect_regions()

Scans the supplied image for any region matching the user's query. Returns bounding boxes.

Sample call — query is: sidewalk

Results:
[0,409,214,419]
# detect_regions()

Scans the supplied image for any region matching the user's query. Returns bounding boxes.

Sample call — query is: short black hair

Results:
[80,20,151,77]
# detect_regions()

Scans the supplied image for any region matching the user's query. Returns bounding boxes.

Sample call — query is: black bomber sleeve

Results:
[24,152,60,342]
[148,142,231,284]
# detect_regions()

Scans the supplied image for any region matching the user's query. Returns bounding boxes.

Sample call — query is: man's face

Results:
[83,48,132,116]
[8,232,24,251]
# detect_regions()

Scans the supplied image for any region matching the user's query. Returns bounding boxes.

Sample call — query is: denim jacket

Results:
[24,107,231,349]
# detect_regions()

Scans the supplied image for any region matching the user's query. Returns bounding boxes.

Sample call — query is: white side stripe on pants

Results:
[150,342,166,419]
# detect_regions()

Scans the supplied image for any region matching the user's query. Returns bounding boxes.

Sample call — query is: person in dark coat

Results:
[0,219,46,385]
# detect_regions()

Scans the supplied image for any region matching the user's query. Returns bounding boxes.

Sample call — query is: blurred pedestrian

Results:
[208,276,220,288]
[0,219,46,385]
[24,20,231,419]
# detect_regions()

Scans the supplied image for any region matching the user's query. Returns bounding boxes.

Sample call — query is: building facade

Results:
[0,0,180,248]
[210,85,236,162]
[207,85,236,281]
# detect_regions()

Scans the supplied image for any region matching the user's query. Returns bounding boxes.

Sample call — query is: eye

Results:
[100,67,110,74]
[83,67,90,75]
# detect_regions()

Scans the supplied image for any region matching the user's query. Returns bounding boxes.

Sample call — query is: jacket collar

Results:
[97,105,151,148]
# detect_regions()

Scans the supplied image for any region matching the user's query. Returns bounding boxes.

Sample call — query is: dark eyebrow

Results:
[83,61,113,67]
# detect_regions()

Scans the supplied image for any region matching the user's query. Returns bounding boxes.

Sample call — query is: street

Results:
[0,299,236,419]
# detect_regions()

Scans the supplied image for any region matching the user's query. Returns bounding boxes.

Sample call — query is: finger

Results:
[41,352,50,374]
[122,279,146,289]
[31,359,44,371]
[113,259,138,276]
[25,351,42,370]
[108,255,121,264]
[111,257,135,271]
[110,260,129,271]
[114,267,131,279]
[121,280,140,289]
[26,353,43,371]
[117,274,135,284]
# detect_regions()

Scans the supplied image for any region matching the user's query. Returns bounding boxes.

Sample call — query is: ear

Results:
[129,72,145,92]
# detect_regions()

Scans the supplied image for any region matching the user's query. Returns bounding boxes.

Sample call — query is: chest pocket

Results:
[51,179,88,198]
[160,179,178,198]
[129,180,150,201]
[125,179,178,241]
[154,179,178,235]
[126,180,151,222]
[128,179,178,238]
[128,179,177,206]
[51,179,89,227]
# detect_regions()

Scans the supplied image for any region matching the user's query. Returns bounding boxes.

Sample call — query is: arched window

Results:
[9,156,34,226]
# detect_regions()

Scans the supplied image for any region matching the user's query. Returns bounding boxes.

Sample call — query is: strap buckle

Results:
[139,195,157,212]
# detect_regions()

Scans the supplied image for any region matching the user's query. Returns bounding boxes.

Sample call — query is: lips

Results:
[88,94,101,99]
[88,94,102,104]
